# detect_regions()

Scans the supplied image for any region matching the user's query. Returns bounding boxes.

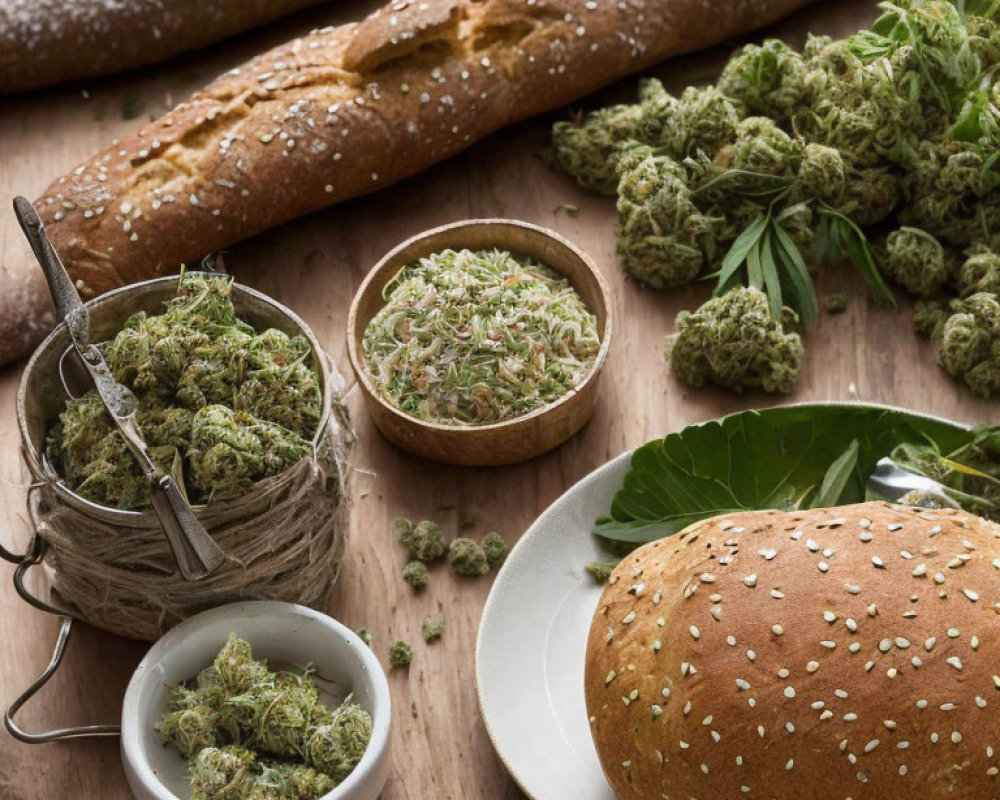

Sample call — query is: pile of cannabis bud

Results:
[552,0,1000,397]
[45,272,322,509]
[156,634,373,800]
[362,248,600,424]
[380,519,506,672]
[395,517,507,588]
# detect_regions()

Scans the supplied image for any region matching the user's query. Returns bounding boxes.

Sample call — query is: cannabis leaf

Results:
[593,405,974,554]
[956,0,1000,19]
[690,169,792,201]
[712,211,819,322]
[814,205,896,308]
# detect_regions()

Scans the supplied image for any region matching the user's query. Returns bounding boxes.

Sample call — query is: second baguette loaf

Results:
[11,0,815,366]
[0,0,331,92]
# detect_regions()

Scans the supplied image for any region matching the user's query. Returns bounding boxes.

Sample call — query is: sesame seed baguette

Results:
[586,501,1000,800]
[4,0,814,366]
[0,0,330,92]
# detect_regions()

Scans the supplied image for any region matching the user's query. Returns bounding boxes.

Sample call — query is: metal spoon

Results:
[13,196,226,581]
[867,457,951,501]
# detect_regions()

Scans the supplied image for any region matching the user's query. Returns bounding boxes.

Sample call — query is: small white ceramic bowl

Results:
[121,601,391,800]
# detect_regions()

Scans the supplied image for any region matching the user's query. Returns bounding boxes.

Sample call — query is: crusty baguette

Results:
[587,501,1000,800]
[0,0,330,92]
[6,0,814,366]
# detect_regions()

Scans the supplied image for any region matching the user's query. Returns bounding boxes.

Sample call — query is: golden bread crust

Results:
[586,502,1000,800]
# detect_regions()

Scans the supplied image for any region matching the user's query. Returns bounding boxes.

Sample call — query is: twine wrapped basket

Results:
[16,276,352,641]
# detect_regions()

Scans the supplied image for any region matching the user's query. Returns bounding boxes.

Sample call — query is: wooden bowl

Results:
[347,219,612,466]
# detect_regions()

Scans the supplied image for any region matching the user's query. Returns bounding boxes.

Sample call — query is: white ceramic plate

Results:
[474,403,974,800]
[476,451,630,800]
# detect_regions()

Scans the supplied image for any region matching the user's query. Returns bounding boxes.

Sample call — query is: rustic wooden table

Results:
[0,2,993,798]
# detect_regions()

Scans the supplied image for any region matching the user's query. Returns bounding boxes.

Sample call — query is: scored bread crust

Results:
[585,502,1000,800]
[3,0,815,366]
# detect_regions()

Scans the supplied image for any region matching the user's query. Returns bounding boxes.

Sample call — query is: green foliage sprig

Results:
[712,208,819,322]
[592,405,986,554]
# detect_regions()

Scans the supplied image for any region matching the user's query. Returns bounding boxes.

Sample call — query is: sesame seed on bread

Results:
[585,501,1000,800]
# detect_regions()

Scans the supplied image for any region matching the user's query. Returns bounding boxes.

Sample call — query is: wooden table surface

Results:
[0,2,994,798]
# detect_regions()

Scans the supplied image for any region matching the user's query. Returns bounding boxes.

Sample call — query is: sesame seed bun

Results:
[585,501,1000,800]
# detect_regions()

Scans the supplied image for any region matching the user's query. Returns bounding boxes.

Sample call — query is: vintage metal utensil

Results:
[867,457,951,501]
[13,196,226,581]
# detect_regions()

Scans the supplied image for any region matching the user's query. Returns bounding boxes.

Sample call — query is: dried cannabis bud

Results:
[916,292,1000,397]
[45,273,320,509]
[957,246,1000,296]
[421,615,444,644]
[157,634,372,800]
[189,746,256,800]
[721,116,802,176]
[156,697,220,759]
[718,39,807,121]
[824,293,849,314]
[481,532,508,569]
[388,641,413,669]
[402,560,429,591]
[447,537,490,577]
[665,287,804,394]
[305,702,374,783]
[356,628,373,647]
[615,149,717,288]
[881,227,956,297]
[213,634,270,695]
[584,560,619,584]
[187,405,310,500]
[551,102,644,195]
[398,519,447,563]
[190,746,337,800]
[657,85,743,158]
[795,143,846,205]
[362,249,600,425]
[392,516,413,541]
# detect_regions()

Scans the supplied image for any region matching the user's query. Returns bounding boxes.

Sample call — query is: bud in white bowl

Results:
[121,601,391,800]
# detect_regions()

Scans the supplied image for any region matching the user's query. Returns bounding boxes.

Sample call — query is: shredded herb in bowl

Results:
[361,248,600,425]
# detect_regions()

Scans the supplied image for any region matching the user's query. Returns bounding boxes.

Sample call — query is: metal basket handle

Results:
[2,484,120,742]
[5,616,120,742]
[6,482,77,618]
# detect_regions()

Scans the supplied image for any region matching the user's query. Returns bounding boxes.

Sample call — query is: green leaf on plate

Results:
[593,405,974,554]
[814,439,860,509]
